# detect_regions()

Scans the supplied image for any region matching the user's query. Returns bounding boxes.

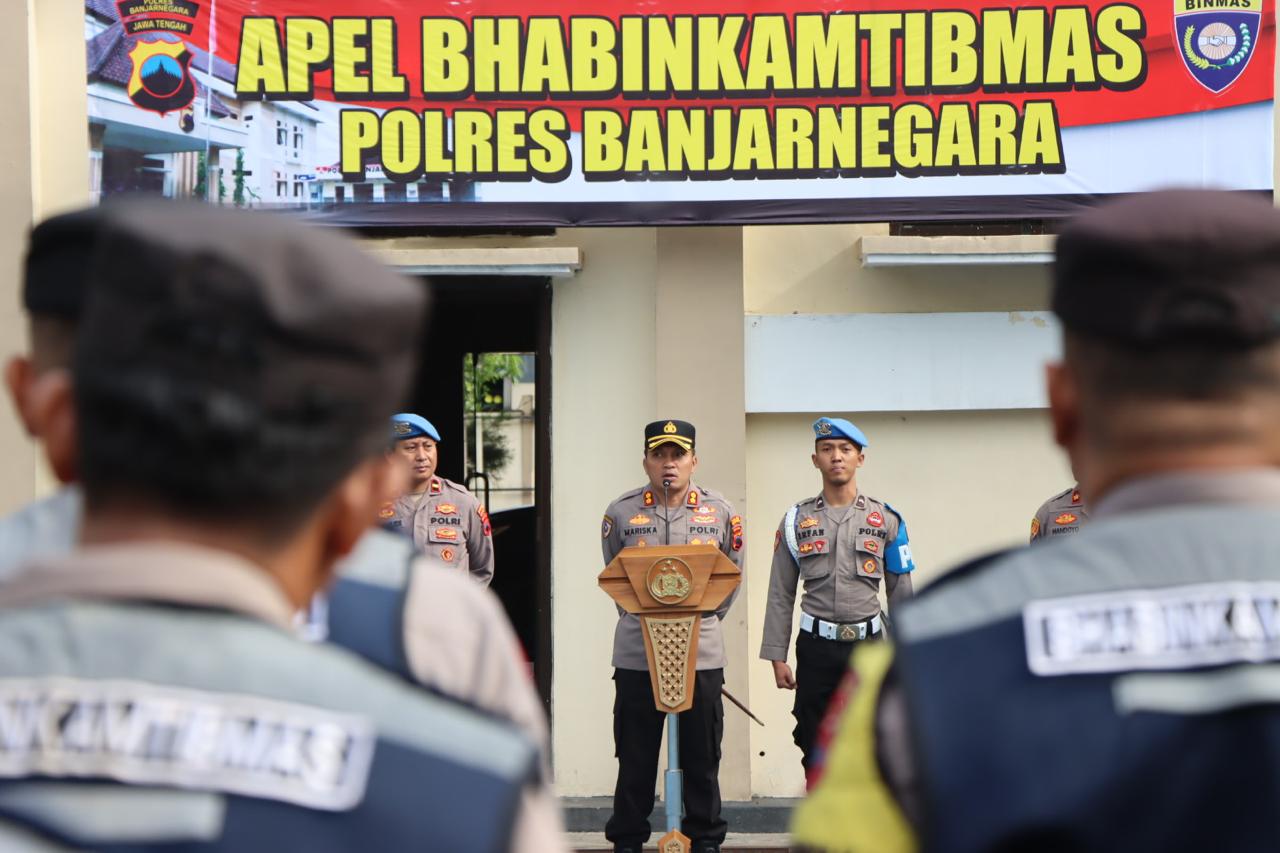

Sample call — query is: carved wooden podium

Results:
[599,544,742,853]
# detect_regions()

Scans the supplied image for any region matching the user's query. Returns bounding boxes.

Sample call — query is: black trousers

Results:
[606,668,726,849]
[792,630,870,769]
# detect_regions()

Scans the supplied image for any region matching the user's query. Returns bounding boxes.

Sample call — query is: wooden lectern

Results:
[599,543,742,853]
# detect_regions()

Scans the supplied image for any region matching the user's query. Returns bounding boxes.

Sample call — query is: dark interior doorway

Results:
[403,276,553,711]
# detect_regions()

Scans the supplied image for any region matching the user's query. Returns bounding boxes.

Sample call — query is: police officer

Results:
[387,412,495,586]
[601,419,744,853]
[1029,484,1088,542]
[0,200,562,851]
[760,417,915,776]
[0,212,551,769]
[793,189,1280,853]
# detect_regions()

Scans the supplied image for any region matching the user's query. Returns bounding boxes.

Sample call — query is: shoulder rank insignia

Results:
[854,495,867,510]
[1071,489,1082,505]
[429,478,443,495]
[643,491,655,507]
[687,490,700,507]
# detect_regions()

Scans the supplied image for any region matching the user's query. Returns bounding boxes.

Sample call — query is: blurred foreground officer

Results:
[759,417,914,778]
[793,190,1280,853]
[0,201,553,852]
[1029,485,1088,542]
[0,214,554,777]
[601,420,744,853]
[388,412,495,586]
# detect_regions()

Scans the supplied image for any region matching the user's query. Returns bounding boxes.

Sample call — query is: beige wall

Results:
[0,2,37,514]
[0,1,90,514]
[745,223,1051,315]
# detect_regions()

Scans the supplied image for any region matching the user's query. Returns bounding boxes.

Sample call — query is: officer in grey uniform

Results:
[601,419,744,853]
[387,412,496,587]
[0,200,562,852]
[1029,485,1088,542]
[760,416,915,775]
[794,189,1280,853]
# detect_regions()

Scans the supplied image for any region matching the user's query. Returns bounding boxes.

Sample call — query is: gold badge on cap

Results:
[663,421,677,434]
[394,422,412,435]
[817,421,833,436]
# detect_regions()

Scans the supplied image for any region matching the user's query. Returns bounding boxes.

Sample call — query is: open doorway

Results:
[402,276,553,710]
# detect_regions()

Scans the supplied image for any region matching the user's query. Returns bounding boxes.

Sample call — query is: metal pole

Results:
[664,711,682,834]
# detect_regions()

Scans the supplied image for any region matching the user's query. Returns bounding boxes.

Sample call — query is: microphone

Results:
[662,479,672,545]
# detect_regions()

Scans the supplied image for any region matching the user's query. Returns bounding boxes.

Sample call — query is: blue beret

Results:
[391,413,440,442]
[813,417,868,448]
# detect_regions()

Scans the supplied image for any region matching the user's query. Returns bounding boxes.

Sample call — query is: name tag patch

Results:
[0,677,375,811]
[1025,582,1280,676]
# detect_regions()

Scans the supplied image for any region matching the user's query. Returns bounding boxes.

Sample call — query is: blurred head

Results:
[4,210,99,439]
[389,414,441,490]
[35,200,427,602]
[1047,190,1280,500]
[642,420,697,494]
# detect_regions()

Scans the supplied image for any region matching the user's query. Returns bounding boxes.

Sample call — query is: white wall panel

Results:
[745,312,1061,412]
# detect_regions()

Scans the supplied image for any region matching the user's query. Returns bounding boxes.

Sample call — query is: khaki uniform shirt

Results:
[1030,485,1089,543]
[759,493,913,662]
[602,483,745,671]
[0,543,567,853]
[387,476,494,586]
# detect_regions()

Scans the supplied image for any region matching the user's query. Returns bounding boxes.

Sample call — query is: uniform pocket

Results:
[854,546,883,579]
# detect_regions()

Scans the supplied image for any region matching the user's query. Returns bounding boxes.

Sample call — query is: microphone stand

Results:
[659,477,682,842]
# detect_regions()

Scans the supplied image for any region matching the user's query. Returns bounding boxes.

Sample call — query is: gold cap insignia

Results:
[816,421,833,436]
[394,422,412,435]
[663,421,677,434]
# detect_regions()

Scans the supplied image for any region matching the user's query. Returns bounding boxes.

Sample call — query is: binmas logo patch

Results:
[1174,0,1260,93]
[0,677,374,810]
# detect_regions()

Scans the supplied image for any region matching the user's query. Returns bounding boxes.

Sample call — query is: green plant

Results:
[233,149,246,207]
[194,150,207,199]
[463,353,529,479]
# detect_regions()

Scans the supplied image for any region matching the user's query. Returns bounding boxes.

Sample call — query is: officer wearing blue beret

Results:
[795,189,1280,853]
[759,416,915,777]
[387,413,495,587]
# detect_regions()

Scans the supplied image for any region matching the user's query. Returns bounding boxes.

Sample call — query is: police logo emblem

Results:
[393,421,412,435]
[1031,517,1042,538]
[839,624,858,641]
[1175,0,1259,93]
[440,547,455,561]
[126,37,196,115]
[867,511,884,528]
[646,557,694,605]
[862,559,877,574]
[602,515,614,539]
[816,421,833,436]
[663,421,678,434]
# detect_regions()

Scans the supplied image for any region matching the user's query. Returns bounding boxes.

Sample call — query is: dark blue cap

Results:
[391,413,440,442]
[813,417,868,448]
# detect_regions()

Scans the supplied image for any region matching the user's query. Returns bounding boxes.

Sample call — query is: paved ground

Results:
[569,831,790,852]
